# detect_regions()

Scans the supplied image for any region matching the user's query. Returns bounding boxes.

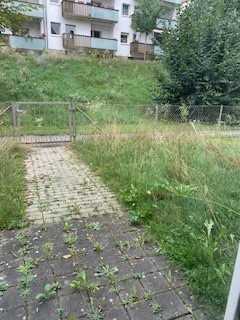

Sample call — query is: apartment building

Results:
[2,0,181,59]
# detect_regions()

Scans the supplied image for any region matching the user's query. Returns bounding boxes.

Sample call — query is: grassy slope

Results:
[0,52,157,104]
[0,143,26,229]
[73,137,240,314]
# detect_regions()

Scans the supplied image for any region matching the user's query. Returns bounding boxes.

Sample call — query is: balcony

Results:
[130,42,154,60]
[8,35,46,51]
[62,0,119,23]
[163,0,182,4]
[63,33,118,51]
[154,46,164,56]
[156,18,177,30]
[15,1,44,19]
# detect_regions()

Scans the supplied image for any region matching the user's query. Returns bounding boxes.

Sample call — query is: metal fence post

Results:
[72,103,76,142]
[69,102,76,142]
[218,105,223,128]
[224,244,240,320]
[12,105,17,128]
[155,105,159,121]
[12,104,18,136]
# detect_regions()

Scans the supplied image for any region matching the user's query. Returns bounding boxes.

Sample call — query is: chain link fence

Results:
[1,102,240,142]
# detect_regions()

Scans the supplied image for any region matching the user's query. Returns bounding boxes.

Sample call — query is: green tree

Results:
[158,0,240,106]
[132,0,166,60]
[0,0,29,32]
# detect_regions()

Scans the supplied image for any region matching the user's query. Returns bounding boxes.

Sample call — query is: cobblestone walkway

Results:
[25,146,123,224]
[0,146,210,320]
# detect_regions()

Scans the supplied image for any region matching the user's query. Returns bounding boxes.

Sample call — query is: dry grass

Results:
[73,132,240,313]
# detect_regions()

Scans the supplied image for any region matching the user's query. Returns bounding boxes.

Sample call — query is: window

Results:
[51,22,61,35]
[121,32,128,44]
[65,24,76,34]
[154,32,163,44]
[122,3,130,16]
[91,30,101,38]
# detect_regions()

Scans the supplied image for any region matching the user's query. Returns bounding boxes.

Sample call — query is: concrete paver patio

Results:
[0,146,209,320]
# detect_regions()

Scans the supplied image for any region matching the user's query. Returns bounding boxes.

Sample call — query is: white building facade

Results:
[2,0,181,59]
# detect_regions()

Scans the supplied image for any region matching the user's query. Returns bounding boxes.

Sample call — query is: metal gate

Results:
[0,102,77,144]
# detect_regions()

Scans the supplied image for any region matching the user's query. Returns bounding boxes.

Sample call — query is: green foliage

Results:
[64,233,78,248]
[0,281,8,296]
[17,259,35,297]
[132,0,165,34]
[36,282,61,302]
[96,264,119,285]
[73,137,240,311]
[0,0,28,31]
[70,271,99,293]
[86,222,101,231]
[0,53,157,105]
[87,300,104,320]
[158,0,240,105]
[0,143,26,229]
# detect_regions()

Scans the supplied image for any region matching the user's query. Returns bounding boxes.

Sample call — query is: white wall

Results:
[114,0,134,57]
[46,0,91,50]
[42,0,179,55]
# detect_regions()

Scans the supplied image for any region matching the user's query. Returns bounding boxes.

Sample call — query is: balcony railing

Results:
[156,18,177,30]
[63,33,118,51]
[164,0,182,4]
[8,35,46,51]
[130,41,154,59]
[62,0,119,23]
[15,1,44,18]
[130,41,164,59]
[154,45,164,56]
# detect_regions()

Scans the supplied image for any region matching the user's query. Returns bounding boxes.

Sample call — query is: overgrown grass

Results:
[0,143,26,229]
[0,51,158,104]
[72,135,240,313]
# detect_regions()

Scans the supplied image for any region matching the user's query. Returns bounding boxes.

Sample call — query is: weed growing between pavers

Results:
[70,271,99,294]
[72,136,240,311]
[1,217,204,319]
[36,282,61,302]
[0,281,8,296]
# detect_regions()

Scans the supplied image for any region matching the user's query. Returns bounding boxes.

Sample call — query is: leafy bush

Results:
[158,0,240,106]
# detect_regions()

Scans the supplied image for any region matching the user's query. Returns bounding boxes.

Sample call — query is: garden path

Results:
[0,146,208,320]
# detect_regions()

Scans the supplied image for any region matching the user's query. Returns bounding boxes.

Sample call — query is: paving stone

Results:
[28,299,59,320]
[149,255,171,271]
[127,301,162,320]
[59,292,89,318]
[90,285,122,311]
[152,290,189,319]
[162,267,186,289]
[177,315,194,319]
[177,287,201,311]
[0,267,20,287]
[0,306,26,320]
[117,278,145,303]
[128,257,157,274]
[104,306,130,320]
[115,261,134,280]
[140,271,171,294]
[0,287,24,311]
